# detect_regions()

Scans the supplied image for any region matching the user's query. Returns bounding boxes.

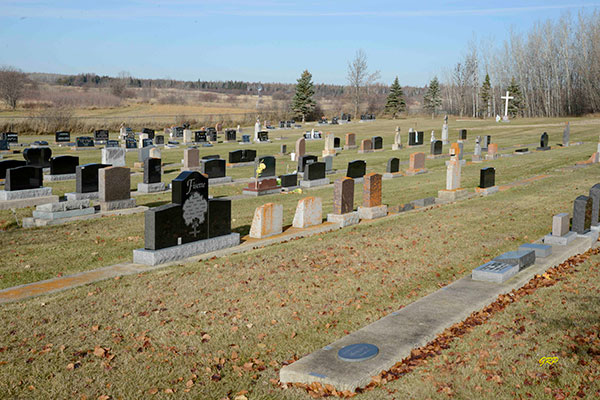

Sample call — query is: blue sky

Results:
[0,1,598,86]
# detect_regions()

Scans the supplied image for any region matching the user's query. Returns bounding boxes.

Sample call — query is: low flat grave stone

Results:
[410,197,436,208]
[472,261,518,283]
[519,243,552,258]
[493,249,536,270]
[32,199,95,220]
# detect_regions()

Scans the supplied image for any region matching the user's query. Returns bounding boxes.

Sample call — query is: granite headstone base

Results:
[437,189,469,202]
[519,243,552,258]
[485,154,499,161]
[299,178,330,188]
[137,182,166,193]
[445,159,466,167]
[404,168,428,176]
[343,145,358,150]
[543,231,577,245]
[388,203,415,213]
[100,198,136,212]
[66,191,99,201]
[391,144,402,151]
[536,146,551,151]
[411,197,436,208]
[327,212,359,228]
[33,205,95,220]
[358,205,387,220]
[44,173,76,182]
[475,186,499,196]
[382,172,402,180]
[0,187,53,201]
[357,149,373,154]
[133,233,240,266]
[226,161,255,168]
[209,176,233,185]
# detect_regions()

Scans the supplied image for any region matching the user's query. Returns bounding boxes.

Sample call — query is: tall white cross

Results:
[501,91,514,118]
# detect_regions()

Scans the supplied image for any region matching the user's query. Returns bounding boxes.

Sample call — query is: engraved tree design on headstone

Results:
[182,192,208,237]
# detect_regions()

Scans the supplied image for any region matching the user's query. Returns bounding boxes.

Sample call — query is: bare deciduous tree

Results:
[0,66,28,109]
[346,49,380,117]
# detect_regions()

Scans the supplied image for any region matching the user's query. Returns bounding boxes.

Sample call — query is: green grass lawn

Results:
[0,117,600,398]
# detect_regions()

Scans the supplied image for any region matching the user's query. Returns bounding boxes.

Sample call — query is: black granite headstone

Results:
[225,129,236,141]
[202,155,220,160]
[0,140,8,151]
[50,155,79,175]
[208,199,231,238]
[76,136,94,147]
[142,128,155,140]
[76,163,109,193]
[23,147,52,168]
[144,157,162,184]
[416,132,424,145]
[572,195,593,234]
[537,132,550,150]
[142,138,153,148]
[228,150,242,164]
[298,155,318,173]
[589,183,600,227]
[280,173,298,188]
[207,128,218,142]
[94,129,109,141]
[155,135,164,145]
[125,138,137,149]
[431,140,443,155]
[1,132,18,143]
[346,160,366,179]
[459,129,467,140]
[479,167,495,188]
[171,171,209,242]
[0,159,26,179]
[5,166,43,191]
[144,204,183,250]
[106,140,119,148]
[386,158,399,173]
[257,156,276,177]
[305,162,326,181]
[194,131,207,143]
[258,131,269,142]
[334,137,341,148]
[173,127,184,137]
[55,131,71,143]
[408,131,417,146]
[371,136,383,150]
[201,158,226,179]
[242,149,256,162]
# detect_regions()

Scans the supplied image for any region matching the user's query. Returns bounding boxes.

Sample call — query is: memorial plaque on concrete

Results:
[572,195,593,234]
[208,199,232,238]
[201,158,226,179]
[94,129,109,141]
[280,173,298,188]
[1,132,18,143]
[479,167,495,188]
[257,156,276,177]
[305,162,325,181]
[333,177,354,214]
[371,136,383,150]
[125,138,137,149]
[5,166,43,191]
[50,155,79,175]
[386,158,399,173]
[363,173,382,207]
[55,131,71,143]
[472,261,518,283]
[338,343,379,362]
[493,249,536,270]
[171,171,209,242]
[142,128,155,140]
[76,163,109,193]
[430,140,442,155]
[0,159,27,179]
[99,166,131,202]
[346,160,366,179]
[144,157,162,184]
[76,136,94,147]
[23,147,52,168]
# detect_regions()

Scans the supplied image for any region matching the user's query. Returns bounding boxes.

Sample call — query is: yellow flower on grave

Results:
[256,162,266,177]
[293,188,303,194]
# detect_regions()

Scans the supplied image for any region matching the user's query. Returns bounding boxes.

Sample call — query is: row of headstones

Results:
[545,184,600,244]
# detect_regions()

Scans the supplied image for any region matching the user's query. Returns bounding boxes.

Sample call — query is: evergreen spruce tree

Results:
[383,76,406,118]
[506,77,524,117]
[423,76,442,119]
[480,73,492,118]
[291,70,316,122]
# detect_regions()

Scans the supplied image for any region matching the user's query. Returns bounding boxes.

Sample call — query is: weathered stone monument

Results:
[322,133,336,157]
[405,152,427,175]
[98,166,136,211]
[441,115,449,144]
[392,127,402,150]
[438,145,469,202]
[327,177,359,227]
[563,122,570,147]
[358,139,373,154]
[344,133,357,150]
[249,203,283,238]
[292,197,322,228]
[357,173,387,220]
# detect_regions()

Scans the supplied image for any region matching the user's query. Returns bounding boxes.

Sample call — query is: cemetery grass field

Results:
[1,117,600,398]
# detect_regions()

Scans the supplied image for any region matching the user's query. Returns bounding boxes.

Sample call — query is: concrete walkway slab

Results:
[279,235,596,391]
